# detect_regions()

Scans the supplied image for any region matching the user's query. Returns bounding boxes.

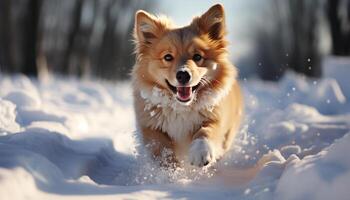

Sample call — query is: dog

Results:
[132,4,243,167]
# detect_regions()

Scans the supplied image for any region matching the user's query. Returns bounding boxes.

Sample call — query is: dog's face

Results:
[134,4,231,105]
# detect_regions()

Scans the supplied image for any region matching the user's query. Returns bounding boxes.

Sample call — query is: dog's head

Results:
[133,4,236,106]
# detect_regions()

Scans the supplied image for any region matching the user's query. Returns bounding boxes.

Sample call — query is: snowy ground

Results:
[0,58,350,200]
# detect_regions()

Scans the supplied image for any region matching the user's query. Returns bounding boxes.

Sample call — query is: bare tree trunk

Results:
[0,0,13,72]
[22,0,41,76]
[328,0,350,55]
[97,0,117,79]
[63,0,83,76]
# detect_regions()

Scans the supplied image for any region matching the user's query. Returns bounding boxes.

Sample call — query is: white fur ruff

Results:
[139,81,232,143]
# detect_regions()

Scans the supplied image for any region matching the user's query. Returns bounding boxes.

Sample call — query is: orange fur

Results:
[132,4,243,167]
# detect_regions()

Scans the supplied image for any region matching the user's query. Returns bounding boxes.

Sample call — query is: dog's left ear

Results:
[195,4,226,40]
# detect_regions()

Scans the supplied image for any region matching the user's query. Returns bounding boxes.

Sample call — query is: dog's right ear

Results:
[134,10,165,44]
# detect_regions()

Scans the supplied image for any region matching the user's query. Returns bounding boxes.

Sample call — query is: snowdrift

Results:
[0,62,349,199]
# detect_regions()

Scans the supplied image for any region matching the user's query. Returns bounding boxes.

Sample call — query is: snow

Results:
[0,100,21,134]
[0,59,350,199]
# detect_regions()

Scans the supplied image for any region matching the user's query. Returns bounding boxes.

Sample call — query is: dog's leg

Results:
[188,83,242,167]
[189,124,223,167]
[141,127,177,167]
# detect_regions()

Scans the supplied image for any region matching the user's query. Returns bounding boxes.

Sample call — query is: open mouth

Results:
[166,80,200,103]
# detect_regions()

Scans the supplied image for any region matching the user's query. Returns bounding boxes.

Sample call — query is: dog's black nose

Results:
[176,70,191,85]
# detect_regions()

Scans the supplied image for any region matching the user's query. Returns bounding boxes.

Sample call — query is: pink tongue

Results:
[177,87,192,100]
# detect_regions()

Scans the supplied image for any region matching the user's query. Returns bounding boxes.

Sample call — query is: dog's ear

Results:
[134,10,165,44]
[196,4,226,40]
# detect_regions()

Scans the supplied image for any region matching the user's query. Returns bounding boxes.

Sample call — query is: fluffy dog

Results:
[132,4,243,167]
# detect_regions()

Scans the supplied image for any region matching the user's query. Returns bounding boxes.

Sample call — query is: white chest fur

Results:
[155,106,204,142]
[140,87,207,142]
[139,83,232,143]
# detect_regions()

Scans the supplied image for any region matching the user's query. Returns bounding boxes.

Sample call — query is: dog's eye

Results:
[163,54,174,62]
[192,54,202,62]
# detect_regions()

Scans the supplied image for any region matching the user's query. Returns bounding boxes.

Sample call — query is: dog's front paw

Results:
[188,138,215,167]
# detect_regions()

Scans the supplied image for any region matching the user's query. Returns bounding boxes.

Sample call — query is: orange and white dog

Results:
[132,4,243,167]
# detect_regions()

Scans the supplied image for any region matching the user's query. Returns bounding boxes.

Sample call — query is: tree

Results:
[327,0,350,56]
[0,0,156,80]
[23,0,41,76]
[0,0,42,76]
[253,0,323,80]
